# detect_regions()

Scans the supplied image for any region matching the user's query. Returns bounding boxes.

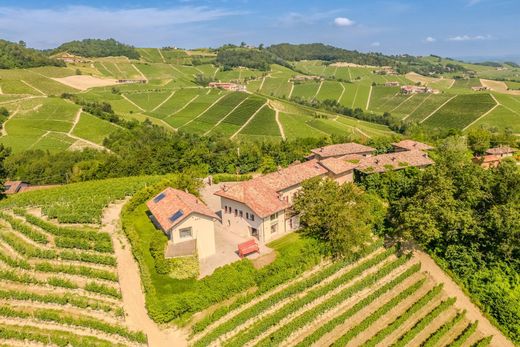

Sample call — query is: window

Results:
[251,228,259,238]
[234,209,238,216]
[224,206,228,213]
[270,212,278,221]
[239,210,243,218]
[179,227,192,239]
[246,212,249,219]
[251,214,255,221]
[271,223,278,234]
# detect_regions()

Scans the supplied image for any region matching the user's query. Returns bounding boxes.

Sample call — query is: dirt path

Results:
[274,108,286,140]
[203,97,248,136]
[366,85,373,110]
[314,80,324,99]
[164,95,199,120]
[68,109,82,135]
[258,76,266,92]
[413,250,514,347]
[131,64,148,81]
[390,93,415,113]
[402,94,432,121]
[121,94,146,112]
[338,83,346,102]
[151,90,176,112]
[288,82,294,99]
[230,102,267,139]
[179,94,227,129]
[1,106,19,136]
[420,95,457,123]
[462,103,500,131]
[20,80,46,96]
[157,48,166,63]
[103,201,188,347]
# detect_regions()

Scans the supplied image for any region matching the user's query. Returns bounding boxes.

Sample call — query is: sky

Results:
[0,0,519,59]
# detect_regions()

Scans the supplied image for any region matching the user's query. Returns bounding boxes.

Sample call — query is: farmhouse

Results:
[401,85,440,94]
[147,188,217,259]
[291,75,323,82]
[215,160,330,243]
[117,79,147,84]
[392,139,434,152]
[208,82,246,92]
[385,81,400,87]
[308,143,375,160]
[471,86,489,91]
[473,155,501,169]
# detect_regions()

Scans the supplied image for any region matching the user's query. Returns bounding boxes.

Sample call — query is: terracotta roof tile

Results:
[392,140,434,151]
[147,188,216,232]
[310,143,375,158]
[215,160,328,217]
[485,146,516,155]
[319,157,357,175]
[357,150,434,173]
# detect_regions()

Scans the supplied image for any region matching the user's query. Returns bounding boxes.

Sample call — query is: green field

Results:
[422,94,496,129]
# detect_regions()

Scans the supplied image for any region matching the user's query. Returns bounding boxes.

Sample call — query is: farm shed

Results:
[147,187,217,259]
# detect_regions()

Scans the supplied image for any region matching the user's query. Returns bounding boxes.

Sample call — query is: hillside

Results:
[53,38,140,59]
[0,40,65,69]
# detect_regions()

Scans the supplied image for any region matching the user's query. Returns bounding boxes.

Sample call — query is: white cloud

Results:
[447,34,492,41]
[425,36,436,43]
[334,17,355,27]
[276,9,343,27]
[0,5,242,48]
[371,41,381,47]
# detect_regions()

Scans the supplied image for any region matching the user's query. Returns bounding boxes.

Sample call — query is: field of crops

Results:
[0,176,162,224]
[422,94,497,129]
[0,206,147,346]
[189,245,490,347]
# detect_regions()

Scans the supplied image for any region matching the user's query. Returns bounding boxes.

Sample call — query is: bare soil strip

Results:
[68,109,82,134]
[52,76,120,91]
[311,262,418,347]
[413,249,514,347]
[274,108,286,140]
[437,316,471,346]
[231,103,268,139]
[480,79,520,95]
[347,276,433,346]
[105,201,187,347]
[405,307,457,347]
[314,80,324,99]
[240,256,400,347]
[390,93,415,113]
[337,83,346,103]
[0,106,20,136]
[157,48,166,63]
[420,95,457,124]
[351,85,359,108]
[375,292,444,347]
[288,82,294,99]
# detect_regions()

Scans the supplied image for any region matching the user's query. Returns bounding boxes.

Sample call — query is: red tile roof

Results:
[147,188,216,232]
[215,160,328,217]
[485,146,515,155]
[310,143,375,158]
[473,155,500,164]
[392,140,434,151]
[357,150,434,173]
[319,157,357,175]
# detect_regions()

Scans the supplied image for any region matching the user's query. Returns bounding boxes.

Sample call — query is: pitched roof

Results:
[147,188,216,232]
[473,155,500,163]
[310,143,375,158]
[319,157,357,175]
[214,160,328,217]
[356,150,434,173]
[485,146,516,155]
[392,140,434,151]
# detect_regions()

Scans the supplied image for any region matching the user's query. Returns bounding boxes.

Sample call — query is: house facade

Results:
[147,188,217,259]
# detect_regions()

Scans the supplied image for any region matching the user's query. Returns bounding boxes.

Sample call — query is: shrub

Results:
[170,256,199,279]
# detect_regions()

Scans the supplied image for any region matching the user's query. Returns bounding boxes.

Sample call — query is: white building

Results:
[147,188,217,259]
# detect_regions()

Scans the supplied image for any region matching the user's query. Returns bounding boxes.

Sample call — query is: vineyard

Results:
[0,206,147,346]
[188,245,491,347]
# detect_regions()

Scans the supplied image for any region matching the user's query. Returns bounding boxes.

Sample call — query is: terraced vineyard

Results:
[0,208,147,346]
[188,245,490,347]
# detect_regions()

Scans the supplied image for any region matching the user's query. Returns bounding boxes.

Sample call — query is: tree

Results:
[294,178,384,257]
[0,144,11,198]
[467,127,491,154]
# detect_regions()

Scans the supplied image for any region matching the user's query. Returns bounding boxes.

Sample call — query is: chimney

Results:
[222,184,228,192]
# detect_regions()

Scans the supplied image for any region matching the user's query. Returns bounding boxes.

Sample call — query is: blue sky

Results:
[0,0,518,59]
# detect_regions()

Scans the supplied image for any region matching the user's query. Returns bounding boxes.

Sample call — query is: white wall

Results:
[171,213,216,259]
[219,197,264,240]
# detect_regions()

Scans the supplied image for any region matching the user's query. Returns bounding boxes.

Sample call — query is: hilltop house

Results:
[401,85,440,95]
[473,146,517,169]
[485,146,515,158]
[147,188,217,259]
[214,141,435,243]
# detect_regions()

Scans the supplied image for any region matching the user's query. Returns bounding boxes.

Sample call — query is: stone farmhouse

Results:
[401,85,440,95]
[208,82,246,92]
[147,188,217,259]
[473,146,517,168]
[214,141,434,243]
